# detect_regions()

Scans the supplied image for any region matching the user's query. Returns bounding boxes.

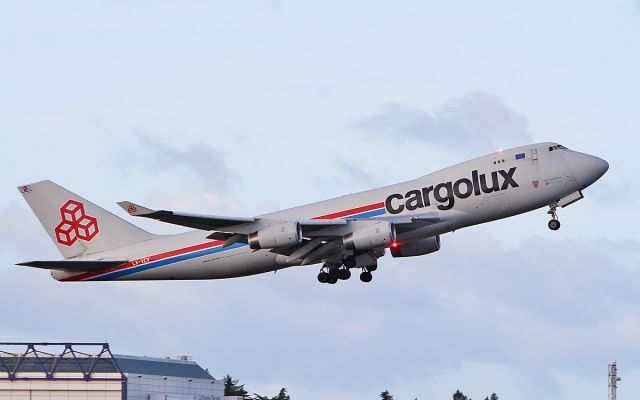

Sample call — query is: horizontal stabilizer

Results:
[17,260,127,271]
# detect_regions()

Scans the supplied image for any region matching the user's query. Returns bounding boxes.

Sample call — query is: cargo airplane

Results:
[17,143,608,283]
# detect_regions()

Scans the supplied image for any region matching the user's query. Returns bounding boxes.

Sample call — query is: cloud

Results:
[308,159,384,195]
[336,160,382,189]
[355,91,533,154]
[270,0,284,14]
[119,132,236,189]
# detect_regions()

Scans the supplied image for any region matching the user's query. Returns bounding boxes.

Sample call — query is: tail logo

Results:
[54,200,99,246]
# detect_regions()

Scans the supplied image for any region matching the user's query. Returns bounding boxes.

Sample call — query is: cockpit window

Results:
[548,144,568,152]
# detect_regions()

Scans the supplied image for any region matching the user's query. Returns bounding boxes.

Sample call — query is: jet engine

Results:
[248,221,302,249]
[390,236,441,258]
[343,221,396,251]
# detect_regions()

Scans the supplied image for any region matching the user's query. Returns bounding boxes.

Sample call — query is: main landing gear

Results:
[547,203,561,231]
[317,261,377,284]
[358,263,376,282]
[317,264,349,284]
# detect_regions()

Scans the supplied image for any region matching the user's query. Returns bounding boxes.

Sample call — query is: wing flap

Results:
[283,237,324,262]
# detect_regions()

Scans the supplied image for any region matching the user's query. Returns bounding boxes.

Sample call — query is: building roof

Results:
[0,356,119,374]
[113,355,213,380]
[0,344,213,381]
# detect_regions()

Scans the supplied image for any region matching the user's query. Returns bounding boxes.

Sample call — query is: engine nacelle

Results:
[343,221,396,251]
[390,236,441,258]
[248,222,302,250]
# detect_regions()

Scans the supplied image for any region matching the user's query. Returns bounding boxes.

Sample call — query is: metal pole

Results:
[608,362,620,400]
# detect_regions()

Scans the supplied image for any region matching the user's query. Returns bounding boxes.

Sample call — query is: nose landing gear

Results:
[548,219,561,231]
[547,203,561,231]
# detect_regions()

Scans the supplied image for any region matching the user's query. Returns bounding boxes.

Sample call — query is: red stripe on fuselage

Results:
[62,240,224,282]
[312,202,385,220]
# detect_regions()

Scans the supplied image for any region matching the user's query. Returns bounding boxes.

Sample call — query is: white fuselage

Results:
[55,143,600,281]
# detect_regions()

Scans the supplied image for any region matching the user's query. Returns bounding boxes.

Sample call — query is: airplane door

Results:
[530,147,541,189]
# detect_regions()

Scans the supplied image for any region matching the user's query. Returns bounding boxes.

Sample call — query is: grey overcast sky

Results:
[1,1,640,399]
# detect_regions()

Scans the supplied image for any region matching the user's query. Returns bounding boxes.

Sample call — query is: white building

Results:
[0,343,224,400]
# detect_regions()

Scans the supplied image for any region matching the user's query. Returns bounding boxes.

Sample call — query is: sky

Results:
[1,1,640,399]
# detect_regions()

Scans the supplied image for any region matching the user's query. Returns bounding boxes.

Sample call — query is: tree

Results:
[380,390,394,400]
[252,387,290,400]
[453,390,469,400]
[490,394,499,400]
[274,388,290,400]
[223,375,249,398]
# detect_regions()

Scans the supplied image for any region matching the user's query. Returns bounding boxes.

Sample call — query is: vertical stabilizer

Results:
[18,181,152,259]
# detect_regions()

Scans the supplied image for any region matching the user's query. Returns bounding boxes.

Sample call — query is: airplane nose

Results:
[564,151,609,188]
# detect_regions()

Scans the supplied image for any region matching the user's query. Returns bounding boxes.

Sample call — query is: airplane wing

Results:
[118,201,445,264]
[118,201,440,235]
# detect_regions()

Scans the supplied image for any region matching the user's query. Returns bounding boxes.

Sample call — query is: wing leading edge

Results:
[117,201,256,231]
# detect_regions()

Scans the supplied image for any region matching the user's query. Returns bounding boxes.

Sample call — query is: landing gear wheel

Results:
[338,268,351,280]
[367,264,378,272]
[547,203,561,231]
[317,271,329,283]
[360,271,373,283]
[327,274,339,284]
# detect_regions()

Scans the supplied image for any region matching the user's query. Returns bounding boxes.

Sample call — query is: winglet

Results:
[117,201,155,216]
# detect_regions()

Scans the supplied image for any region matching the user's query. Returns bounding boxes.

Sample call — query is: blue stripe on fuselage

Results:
[347,208,386,219]
[88,242,247,281]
